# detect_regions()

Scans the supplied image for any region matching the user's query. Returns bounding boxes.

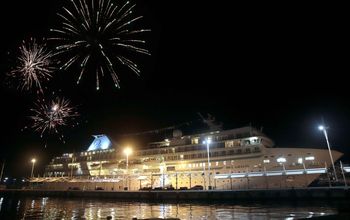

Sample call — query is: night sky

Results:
[0,1,349,177]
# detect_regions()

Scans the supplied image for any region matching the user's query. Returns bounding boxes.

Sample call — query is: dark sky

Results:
[0,1,349,177]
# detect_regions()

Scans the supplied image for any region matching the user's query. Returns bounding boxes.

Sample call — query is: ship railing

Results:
[28,176,125,183]
[214,168,327,179]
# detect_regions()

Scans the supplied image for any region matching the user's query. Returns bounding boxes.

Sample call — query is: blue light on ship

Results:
[87,135,112,151]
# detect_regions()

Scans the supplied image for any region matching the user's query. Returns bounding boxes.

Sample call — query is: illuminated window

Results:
[233,140,241,147]
[216,161,219,166]
[191,137,199,144]
[180,155,184,159]
[277,157,286,163]
[298,158,303,164]
[263,159,270,164]
[223,161,226,165]
[249,137,259,144]
[225,141,234,148]
[305,156,315,161]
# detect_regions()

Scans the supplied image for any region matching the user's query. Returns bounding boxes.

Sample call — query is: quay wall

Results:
[1,187,350,201]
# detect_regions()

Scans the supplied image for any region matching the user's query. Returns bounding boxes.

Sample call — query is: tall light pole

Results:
[123,147,132,190]
[30,158,36,178]
[318,125,338,181]
[203,137,212,190]
[0,160,5,182]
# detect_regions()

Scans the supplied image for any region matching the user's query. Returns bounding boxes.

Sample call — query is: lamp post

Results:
[0,160,5,182]
[30,158,36,178]
[318,125,338,181]
[123,147,132,190]
[203,137,212,190]
[340,161,347,188]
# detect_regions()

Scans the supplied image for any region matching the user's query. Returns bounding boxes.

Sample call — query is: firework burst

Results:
[29,96,79,142]
[9,38,55,93]
[50,0,151,90]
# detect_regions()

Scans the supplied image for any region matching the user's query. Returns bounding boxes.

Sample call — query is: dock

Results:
[1,187,349,201]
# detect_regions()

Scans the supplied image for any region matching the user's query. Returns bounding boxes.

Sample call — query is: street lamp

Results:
[30,158,36,178]
[123,147,132,190]
[318,125,338,181]
[203,137,212,190]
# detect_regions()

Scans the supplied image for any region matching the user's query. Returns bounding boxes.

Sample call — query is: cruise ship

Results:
[41,122,343,191]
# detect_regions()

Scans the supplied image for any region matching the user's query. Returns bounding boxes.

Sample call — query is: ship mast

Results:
[197,113,223,131]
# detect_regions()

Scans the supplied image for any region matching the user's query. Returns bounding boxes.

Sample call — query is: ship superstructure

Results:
[43,126,343,190]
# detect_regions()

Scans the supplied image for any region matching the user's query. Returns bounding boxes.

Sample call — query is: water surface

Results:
[0,196,345,219]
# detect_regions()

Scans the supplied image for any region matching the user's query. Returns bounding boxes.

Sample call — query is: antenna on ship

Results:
[197,112,223,131]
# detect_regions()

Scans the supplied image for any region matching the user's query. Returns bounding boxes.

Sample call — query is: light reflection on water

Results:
[0,196,340,219]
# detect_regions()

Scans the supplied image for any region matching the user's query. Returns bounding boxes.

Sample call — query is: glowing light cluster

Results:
[30,96,79,141]
[50,0,151,90]
[9,38,55,93]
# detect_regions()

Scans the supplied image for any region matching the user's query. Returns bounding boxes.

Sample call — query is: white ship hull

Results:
[42,126,344,191]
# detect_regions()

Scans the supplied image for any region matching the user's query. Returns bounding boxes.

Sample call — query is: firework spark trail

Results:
[9,39,55,93]
[30,96,79,142]
[50,0,150,90]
